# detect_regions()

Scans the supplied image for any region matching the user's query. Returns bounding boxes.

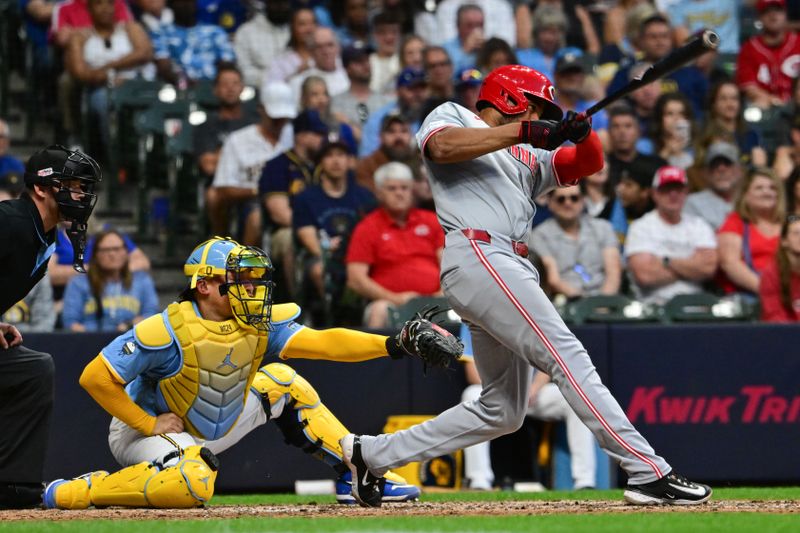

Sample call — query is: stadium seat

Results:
[662,292,759,323]
[563,295,659,325]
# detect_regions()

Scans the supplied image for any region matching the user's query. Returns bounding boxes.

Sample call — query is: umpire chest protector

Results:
[137,301,267,440]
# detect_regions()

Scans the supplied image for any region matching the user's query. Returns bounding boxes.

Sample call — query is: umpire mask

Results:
[24,145,102,273]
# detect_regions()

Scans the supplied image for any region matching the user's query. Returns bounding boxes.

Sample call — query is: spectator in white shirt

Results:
[289,27,350,102]
[626,166,718,305]
[208,82,296,246]
[233,0,291,87]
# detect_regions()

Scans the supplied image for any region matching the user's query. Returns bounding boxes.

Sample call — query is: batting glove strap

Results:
[518,120,564,150]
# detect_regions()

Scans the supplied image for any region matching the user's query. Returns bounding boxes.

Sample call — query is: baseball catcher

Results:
[43,237,456,509]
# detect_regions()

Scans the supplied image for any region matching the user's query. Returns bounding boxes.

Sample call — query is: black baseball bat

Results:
[578,29,720,120]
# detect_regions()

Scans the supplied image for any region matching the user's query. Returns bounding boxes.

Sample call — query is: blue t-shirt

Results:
[443,38,477,73]
[516,48,556,82]
[670,0,740,55]
[292,177,376,237]
[62,271,160,332]
[359,102,421,157]
[100,302,305,416]
[0,155,24,178]
[195,0,247,34]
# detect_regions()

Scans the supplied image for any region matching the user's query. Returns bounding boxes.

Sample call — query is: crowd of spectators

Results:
[4,0,800,328]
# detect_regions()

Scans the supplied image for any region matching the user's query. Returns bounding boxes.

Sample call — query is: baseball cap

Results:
[260,82,297,119]
[555,47,585,75]
[396,67,427,89]
[756,0,785,13]
[316,134,352,162]
[704,141,739,166]
[380,111,408,132]
[292,109,329,135]
[652,165,688,189]
[455,68,483,89]
[342,42,372,67]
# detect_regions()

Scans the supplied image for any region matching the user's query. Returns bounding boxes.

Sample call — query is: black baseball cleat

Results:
[624,471,712,505]
[340,433,384,508]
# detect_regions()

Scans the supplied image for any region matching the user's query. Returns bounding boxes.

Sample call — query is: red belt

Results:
[461,229,529,258]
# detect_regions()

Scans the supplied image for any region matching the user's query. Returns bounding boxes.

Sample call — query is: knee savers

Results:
[252,363,348,468]
[54,446,219,509]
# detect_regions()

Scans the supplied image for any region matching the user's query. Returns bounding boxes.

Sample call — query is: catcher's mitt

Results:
[385,307,464,372]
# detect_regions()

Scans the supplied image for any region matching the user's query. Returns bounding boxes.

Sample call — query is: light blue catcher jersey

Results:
[99,302,306,419]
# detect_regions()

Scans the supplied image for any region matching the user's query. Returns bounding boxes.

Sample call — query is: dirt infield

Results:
[2,500,798,521]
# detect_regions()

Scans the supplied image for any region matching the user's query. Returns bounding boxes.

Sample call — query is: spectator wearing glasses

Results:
[423,46,455,99]
[529,186,622,299]
[759,215,800,322]
[332,44,392,132]
[62,229,159,332]
[625,166,718,305]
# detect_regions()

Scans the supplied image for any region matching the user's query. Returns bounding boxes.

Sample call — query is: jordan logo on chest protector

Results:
[507,145,537,173]
[217,348,238,370]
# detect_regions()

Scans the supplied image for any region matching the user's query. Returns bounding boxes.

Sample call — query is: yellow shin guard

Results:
[251,363,412,486]
[45,446,219,509]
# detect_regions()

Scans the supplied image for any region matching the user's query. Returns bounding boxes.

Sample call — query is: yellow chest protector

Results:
[157,301,266,440]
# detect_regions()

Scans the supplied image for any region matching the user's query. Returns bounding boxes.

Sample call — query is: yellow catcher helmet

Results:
[183,237,275,331]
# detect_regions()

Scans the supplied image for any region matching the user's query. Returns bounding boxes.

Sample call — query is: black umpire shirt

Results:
[0,194,56,315]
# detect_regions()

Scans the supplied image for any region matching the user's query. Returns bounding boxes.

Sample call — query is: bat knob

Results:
[574,111,587,122]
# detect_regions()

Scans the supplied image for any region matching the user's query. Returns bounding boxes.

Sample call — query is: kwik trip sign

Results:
[626,386,800,425]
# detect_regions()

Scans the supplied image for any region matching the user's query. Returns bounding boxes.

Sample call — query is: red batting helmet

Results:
[477,65,563,121]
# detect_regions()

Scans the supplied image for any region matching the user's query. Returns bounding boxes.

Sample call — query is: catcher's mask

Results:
[24,145,102,273]
[183,237,275,331]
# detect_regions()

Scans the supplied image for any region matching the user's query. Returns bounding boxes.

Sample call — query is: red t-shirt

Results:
[736,32,800,102]
[345,208,444,294]
[759,261,800,322]
[717,212,780,293]
[52,0,133,34]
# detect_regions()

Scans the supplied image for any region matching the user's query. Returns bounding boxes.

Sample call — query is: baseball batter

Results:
[43,237,420,508]
[342,65,712,506]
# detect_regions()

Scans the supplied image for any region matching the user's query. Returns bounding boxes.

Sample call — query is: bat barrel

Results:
[701,30,721,51]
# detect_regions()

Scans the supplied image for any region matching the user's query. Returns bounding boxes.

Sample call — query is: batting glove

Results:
[560,111,592,144]
[518,120,565,150]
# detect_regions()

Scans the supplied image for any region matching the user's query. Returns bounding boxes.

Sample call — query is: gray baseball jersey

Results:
[358,101,670,485]
[416,102,558,241]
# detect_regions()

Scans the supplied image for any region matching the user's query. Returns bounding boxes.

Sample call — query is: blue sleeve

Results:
[292,191,316,230]
[62,275,89,328]
[265,320,305,359]
[339,124,358,155]
[152,29,169,59]
[135,273,160,318]
[259,156,290,195]
[100,329,181,384]
[216,27,236,62]
[55,229,74,264]
[359,109,384,157]
[123,233,137,252]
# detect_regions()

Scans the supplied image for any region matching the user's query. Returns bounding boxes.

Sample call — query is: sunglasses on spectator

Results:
[553,194,582,204]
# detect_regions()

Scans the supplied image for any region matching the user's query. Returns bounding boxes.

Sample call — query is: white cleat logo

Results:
[667,482,706,497]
